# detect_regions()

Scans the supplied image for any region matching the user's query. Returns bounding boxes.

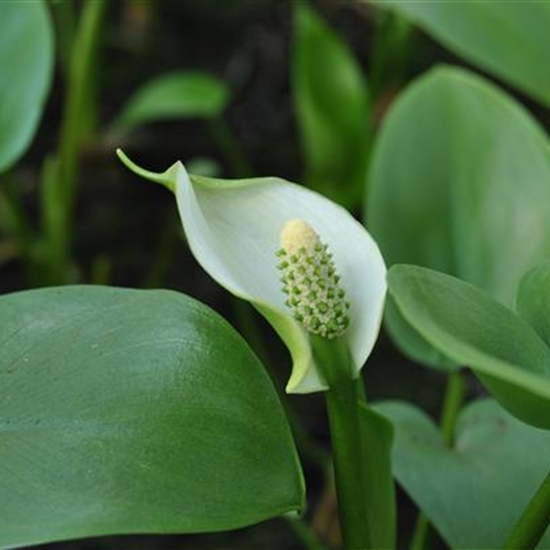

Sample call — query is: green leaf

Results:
[368,66,550,369]
[359,403,395,549]
[385,295,457,372]
[0,286,304,548]
[293,2,370,209]
[374,399,550,549]
[0,0,53,173]
[372,0,550,108]
[517,261,550,350]
[109,72,230,136]
[388,264,550,428]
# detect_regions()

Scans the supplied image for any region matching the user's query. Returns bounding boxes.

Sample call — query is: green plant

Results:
[4,2,550,549]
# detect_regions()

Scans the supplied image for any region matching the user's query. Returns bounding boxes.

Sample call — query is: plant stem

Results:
[503,467,550,550]
[43,0,106,284]
[142,210,179,289]
[409,513,430,550]
[409,370,465,550]
[312,335,371,550]
[369,12,412,100]
[285,514,329,550]
[440,370,466,447]
[50,0,76,79]
[0,174,33,265]
[208,116,253,178]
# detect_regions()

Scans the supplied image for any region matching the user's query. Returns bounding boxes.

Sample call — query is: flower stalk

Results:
[43,0,106,284]
[312,335,371,550]
[277,219,370,549]
[503,466,550,550]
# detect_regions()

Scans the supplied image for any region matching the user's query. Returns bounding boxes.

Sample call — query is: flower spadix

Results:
[278,219,350,339]
[117,149,387,393]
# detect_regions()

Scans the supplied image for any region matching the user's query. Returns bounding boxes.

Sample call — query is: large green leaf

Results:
[0,0,53,172]
[109,72,230,136]
[388,265,550,428]
[368,66,550,369]
[372,0,550,109]
[375,399,550,549]
[0,286,304,548]
[293,2,370,209]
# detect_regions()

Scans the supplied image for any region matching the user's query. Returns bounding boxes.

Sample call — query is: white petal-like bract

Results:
[118,150,387,393]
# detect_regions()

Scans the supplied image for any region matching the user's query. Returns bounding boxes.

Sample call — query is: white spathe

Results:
[118,149,387,393]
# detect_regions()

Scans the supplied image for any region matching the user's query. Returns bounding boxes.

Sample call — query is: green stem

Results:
[142,210,179,289]
[503,467,550,550]
[208,116,253,178]
[57,0,105,207]
[409,512,430,550]
[312,335,371,550]
[440,370,466,447]
[285,515,329,550]
[0,174,33,263]
[50,0,76,79]
[409,370,465,550]
[369,12,412,100]
[90,255,111,285]
[43,0,106,283]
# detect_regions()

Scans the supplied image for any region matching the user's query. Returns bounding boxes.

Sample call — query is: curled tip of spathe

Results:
[116,148,176,192]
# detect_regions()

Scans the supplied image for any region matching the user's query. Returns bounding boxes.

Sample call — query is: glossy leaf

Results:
[0,286,304,548]
[0,0,53,172]
[388,265,550,428]
[372,0,550,108]
[368,67,550,369]
[375,399,550,549]
[359,403,395,549]
[109,72,230,136]
[293,2,370,209]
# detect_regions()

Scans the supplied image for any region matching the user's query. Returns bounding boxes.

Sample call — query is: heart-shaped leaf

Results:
[388,264,550,428]
[109,72,230,137]
[0,0,53,172]
[0,286,304,548]
[375,398,550,549]
[368,67,550,370]
[371,1,550,108]
[293,2,370,209]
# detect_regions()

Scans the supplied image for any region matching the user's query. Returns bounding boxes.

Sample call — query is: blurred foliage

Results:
[293,1,370,210]
[368,67,550,370]
[373,0,550,109]
[376,398,550,549]
[388,265,550,430]
[0,1,53,173]
[109,72,230,137]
